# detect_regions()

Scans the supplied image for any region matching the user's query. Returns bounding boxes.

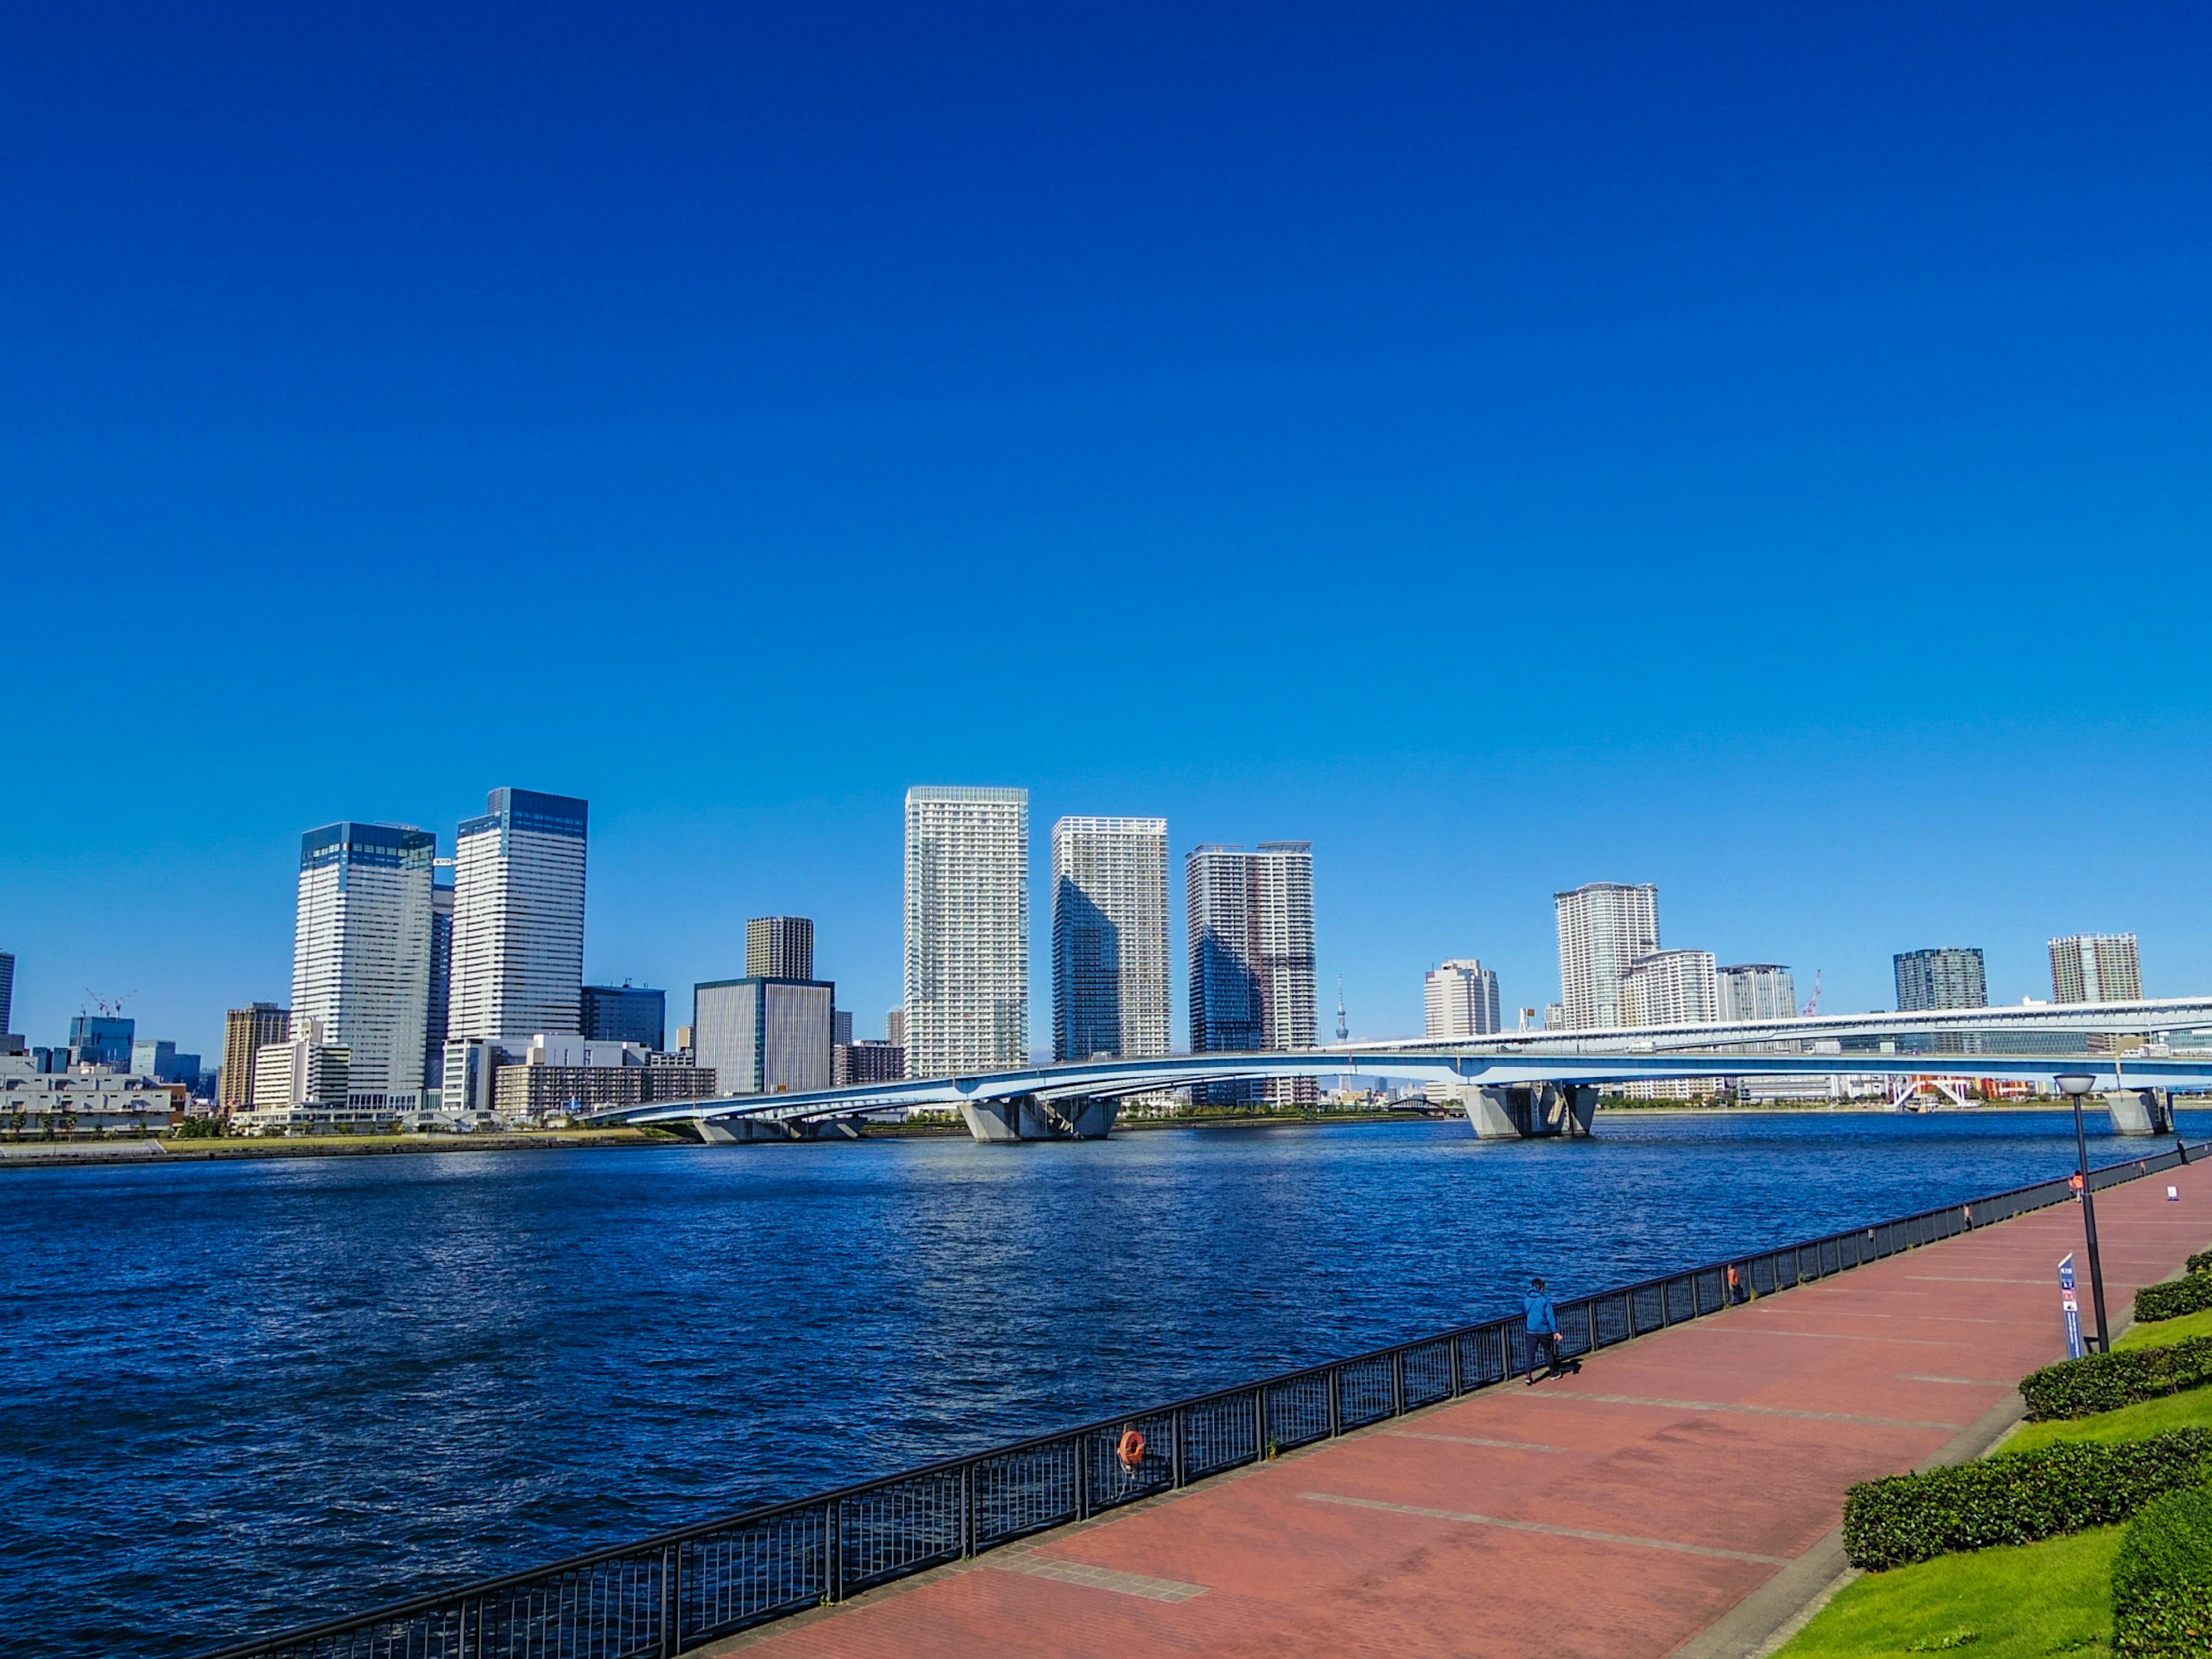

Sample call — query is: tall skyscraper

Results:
[746,916,815,980]
[1554,882,1661,1030]
[1894,947,1987,1012]
[1718,963,1798,1022]
[1425,960,1502,1039]
[1052,816,1171,1062]
[424,876,453,1093]
[583,983,667,1048]
[2050,934,2143,1004]
[904,786,1029,1078]
[0,949,14,1039]
[1187,842,1318,1104]
[448,788,588,1042]
[1619,949,1721,1026]
[294,821,436,1110]
[221,1003,290,1111]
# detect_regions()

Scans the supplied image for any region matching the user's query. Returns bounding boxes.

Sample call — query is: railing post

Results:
[1172,1408,1186,1487]
[961,1462,975,1558]
[1391,1349,1404,1416]
[827,1498,843,1604]
[1327,1366,1341,1438]
[1255,1384,1269,1461]
[658,1543,678,1658]
[1448,1332,1463,1396]
[460,1593,478,1659]
[1074,1434,1089,1520]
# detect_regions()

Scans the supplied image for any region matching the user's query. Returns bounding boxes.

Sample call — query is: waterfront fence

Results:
[198,1138,2206,1659]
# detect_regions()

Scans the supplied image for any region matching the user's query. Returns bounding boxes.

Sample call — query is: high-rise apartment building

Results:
[221,1003,290,1111]
[886,1008,907,1047]
[695,976,835,1096]
[1894,947,1987,1012]
[1188,842,1318,1105]
[294,820,437,1111]
[1554,882,1661,1030]
[1619,950,1720,1026]
[746,917,815,981]
[448,789,588,1043]
[2050,934,2143,1005]
[1718,963,1797,1023]
[424,877,453,1094]
[251,1016,351,1110]
[904,786,1029,1078]
[583,983,667,1049]
[0,949,14,1039]
[1425,960,1502,1039]
[834,1038,906,1087]
[1052,816,1171,1062]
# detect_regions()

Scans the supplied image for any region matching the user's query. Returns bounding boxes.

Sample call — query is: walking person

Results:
[1522,1277,1561,1384]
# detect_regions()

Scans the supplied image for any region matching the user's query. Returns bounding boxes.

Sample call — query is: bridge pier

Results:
[959,1094,1120,1142]
[2106,1089,2174,1137]
[1460,1083,1596,1141]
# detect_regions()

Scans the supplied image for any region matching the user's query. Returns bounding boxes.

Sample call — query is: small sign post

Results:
[2059,1253,2085,1361]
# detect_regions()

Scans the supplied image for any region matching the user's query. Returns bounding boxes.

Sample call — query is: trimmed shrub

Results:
[2113,1483,2212,1656]
[2188,1249,2212,1278]
[1842,1431,2212,1570]
[2022,1338,2212,1421]
[2138,1274,2212,1325]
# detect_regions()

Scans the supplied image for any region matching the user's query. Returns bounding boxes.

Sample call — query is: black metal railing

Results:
[197,1138,2206,1659]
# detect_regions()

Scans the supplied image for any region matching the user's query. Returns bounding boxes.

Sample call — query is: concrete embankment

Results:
[0,1128,679,1169]
[715,1164,2208,1659]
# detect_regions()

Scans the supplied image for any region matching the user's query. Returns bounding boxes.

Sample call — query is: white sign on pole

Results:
[2059,1253,2085,1361]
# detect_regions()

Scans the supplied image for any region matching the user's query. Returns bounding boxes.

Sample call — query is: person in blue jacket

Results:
[1522,1277,1561,1384]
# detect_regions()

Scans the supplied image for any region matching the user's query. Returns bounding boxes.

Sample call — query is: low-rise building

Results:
[491,1037,717,1121]
[0,1054,182,1135]
[834,1039,906,1087]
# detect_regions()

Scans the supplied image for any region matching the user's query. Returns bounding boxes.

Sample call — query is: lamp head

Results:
[2055,1073,2098,1099]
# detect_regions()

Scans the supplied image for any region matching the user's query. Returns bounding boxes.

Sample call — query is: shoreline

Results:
[0,1100,2157,1172]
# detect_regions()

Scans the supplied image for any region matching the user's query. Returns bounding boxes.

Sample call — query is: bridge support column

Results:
[694,1115,869,1143]
[1459,1084,1596,1140]
[2106,1089,2171,1137]
[959,1095,1119,1142]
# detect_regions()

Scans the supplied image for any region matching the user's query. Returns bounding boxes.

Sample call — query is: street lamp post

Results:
[2055,1073,2111,1352]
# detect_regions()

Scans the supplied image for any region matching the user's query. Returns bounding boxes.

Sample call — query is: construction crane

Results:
[1802,970,1824,1018]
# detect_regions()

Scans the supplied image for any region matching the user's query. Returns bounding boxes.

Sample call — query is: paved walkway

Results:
[717,1162,2210,1659]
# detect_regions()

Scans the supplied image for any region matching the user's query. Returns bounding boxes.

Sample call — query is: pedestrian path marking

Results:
[1907,1275,2058,1285]
[988,1555,1207,1603]
[1387,1431,1567,1452]
[1300,1493,1791,1565]
[1899,1374,2012,1386]
[1530,1391,1962,1430]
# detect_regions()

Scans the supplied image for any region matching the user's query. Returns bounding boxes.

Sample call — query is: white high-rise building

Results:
[1718,963,1797,1022]
[1187,842,1317,1105]
[1052,816,1171,1062]
[292,821,435,1111]
[1424,960,1502,1039]
[2050,934,2142,1005]
[905,786,1028,1078]
[1554,882,1661,1030]
[1618,949,1720,1027]
[448,789,589,1045]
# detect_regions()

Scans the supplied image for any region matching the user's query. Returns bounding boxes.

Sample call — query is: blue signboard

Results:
[2059,1253,2084,1361]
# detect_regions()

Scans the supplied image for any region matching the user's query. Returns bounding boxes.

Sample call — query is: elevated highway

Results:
[595,997,2212,1143]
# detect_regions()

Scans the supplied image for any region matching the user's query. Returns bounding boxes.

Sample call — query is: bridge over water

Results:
[598,996,2212,1143]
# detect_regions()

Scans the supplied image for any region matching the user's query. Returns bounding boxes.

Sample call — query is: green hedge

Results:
[2113,1484,2212,1656]
[1842,1431,2212,1570]
[2187,1249,2212,1278]
[2138,1274,2212,1324]
[2023,1338,2212,1421]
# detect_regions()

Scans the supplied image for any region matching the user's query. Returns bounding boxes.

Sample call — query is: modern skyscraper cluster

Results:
[693,915,836,1097]
[1552,885,1790,1044]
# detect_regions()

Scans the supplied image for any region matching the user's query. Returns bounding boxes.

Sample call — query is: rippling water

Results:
[0,1108,2194,1656]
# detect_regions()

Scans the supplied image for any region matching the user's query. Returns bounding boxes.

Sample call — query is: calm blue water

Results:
[0,1109,2195,1657]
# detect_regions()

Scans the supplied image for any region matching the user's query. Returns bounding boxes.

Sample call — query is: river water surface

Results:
[1,1108,2196,1656]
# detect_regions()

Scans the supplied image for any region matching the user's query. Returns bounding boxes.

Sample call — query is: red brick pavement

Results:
[718,1162,2210,1659]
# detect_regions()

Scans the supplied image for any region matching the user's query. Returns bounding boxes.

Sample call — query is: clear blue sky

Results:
[5,3,2211,1061]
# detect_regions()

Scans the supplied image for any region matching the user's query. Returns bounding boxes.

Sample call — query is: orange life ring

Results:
[1117,1427,1146,1470]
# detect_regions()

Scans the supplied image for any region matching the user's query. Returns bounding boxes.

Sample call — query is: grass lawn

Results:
[2116,1307,2212,1351]
[1774,1527,2120,1658]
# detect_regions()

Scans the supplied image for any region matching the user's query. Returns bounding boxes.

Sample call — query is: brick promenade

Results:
[718,1160,2210,1659]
